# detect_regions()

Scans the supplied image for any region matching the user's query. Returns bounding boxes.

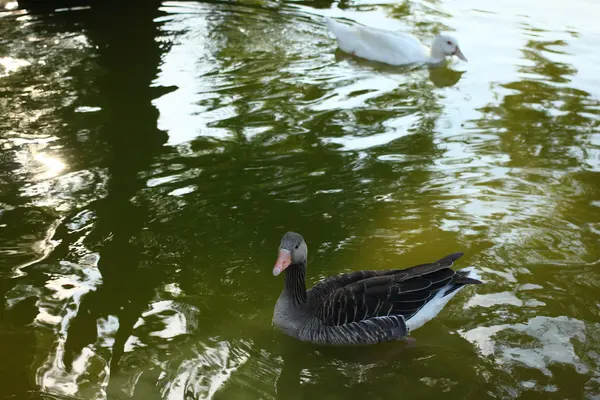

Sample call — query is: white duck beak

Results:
[454,47,468,62]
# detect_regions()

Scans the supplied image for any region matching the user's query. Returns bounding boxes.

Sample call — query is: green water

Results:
[1,0,599,398]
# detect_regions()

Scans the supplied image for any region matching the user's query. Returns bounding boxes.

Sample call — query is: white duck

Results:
[325,17,467,66]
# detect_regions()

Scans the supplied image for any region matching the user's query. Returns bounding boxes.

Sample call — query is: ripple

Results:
[460,316,588,376]
[465,292,524,308]
[158,340,251,400]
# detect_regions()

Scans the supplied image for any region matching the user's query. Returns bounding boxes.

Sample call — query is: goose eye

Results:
[295,245,299,249]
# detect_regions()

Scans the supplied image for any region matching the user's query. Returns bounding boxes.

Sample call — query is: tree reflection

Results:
[54,1,172,397]
[4,0,173,398]
[474,31,599,169]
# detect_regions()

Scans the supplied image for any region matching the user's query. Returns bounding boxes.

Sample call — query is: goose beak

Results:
[454,47,468,62]
[273,249,291,276]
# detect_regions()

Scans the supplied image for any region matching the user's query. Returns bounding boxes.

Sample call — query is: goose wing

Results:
[304,253,478,344]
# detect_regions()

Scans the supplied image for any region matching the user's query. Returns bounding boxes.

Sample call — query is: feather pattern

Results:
[272,234,483,346]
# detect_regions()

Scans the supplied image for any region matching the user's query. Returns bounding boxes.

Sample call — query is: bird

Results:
[272,232,482,345]
[325,17,467,66]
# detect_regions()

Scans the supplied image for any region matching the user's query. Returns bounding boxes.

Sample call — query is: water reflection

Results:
[2,0,171,398]
[464,22,600,259]
[452,19,600,398]
[49,2,171,398]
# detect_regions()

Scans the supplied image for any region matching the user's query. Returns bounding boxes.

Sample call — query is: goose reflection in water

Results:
[334,50,465,88]
[274,328,483,400]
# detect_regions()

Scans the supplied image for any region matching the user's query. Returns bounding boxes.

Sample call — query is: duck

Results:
[325,17,467,66]
[272,232,482,345]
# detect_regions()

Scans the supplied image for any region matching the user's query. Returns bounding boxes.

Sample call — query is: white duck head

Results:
[430,35,467,63]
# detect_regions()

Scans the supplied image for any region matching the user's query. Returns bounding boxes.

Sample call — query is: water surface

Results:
[1,0,599,398]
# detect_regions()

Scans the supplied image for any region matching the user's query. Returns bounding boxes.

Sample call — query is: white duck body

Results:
[325,17,467,66]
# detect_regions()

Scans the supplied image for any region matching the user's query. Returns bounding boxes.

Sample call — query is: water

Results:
[0,0,599,398]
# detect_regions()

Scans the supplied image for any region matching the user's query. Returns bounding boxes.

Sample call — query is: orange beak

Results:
[273,249,291,276]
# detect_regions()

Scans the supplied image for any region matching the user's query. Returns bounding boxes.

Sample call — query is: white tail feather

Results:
[460,266,484,283]
[406,267,482,332]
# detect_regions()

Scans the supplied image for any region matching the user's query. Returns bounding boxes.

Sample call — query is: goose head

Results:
[273,232,308,276]
[431,35,467,62]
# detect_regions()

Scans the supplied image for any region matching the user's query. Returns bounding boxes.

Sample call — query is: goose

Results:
[272,232,482,345]
[325,17,467,66]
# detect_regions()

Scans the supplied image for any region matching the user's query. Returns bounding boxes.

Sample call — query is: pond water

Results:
[1,0,599,398]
